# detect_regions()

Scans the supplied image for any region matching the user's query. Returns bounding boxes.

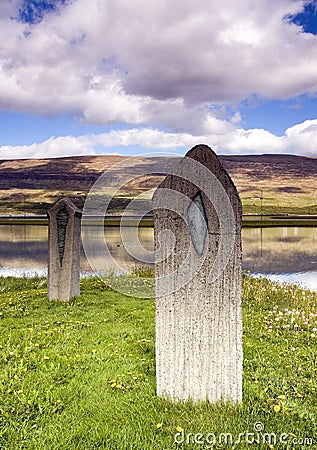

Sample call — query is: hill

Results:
[0,153,316,215]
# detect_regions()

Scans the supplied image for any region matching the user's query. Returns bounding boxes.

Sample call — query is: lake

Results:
[0,224,316,290]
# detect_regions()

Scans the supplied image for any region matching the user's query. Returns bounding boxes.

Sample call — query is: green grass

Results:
[241,199,317,216]
[0,275,316,449]
[1,192,317,216]
[242,204,317,216]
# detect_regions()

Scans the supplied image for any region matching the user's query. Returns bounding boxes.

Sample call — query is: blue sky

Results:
[1,0,317,158]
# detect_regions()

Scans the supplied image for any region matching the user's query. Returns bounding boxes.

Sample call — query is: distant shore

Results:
[1,213,317,227]
[0,154,316,218]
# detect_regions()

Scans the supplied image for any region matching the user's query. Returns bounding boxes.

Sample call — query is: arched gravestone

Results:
[48,198,82,301]
[153,144,242,403]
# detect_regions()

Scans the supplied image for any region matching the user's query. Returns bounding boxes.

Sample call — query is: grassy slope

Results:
[0,154,316,215]
[0,276,316,449]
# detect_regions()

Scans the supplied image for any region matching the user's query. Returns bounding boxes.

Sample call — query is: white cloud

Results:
[0,0,317,136]
[2,118,317,159]
[1,0,317,160]
[219,19,265,46]
[285,118,317,154]
[0,135,97,159]
[0,0,20,18]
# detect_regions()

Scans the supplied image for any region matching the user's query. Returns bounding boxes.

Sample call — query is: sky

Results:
[1,0,317,159]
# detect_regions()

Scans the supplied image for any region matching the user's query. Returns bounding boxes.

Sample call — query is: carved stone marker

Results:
[48,198,82,301]
[153,144,242,403]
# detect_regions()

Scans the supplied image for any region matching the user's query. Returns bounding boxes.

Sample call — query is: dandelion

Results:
[273,405,281,413]
[156,423,163,429]
[176,426,183,432]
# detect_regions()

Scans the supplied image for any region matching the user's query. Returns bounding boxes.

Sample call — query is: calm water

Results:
[0,224,316,290]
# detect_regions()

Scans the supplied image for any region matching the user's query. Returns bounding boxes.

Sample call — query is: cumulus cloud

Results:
[0,135,97,159]
[1,0,317,159]
[285,118,317,154]
[0,0,317,135]
[2,118,317,159]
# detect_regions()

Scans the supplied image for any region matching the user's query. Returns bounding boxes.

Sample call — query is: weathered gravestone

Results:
[153,144,242,403]
[48,198,82,301]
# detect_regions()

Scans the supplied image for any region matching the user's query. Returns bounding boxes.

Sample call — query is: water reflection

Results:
[242,227,317,290]
[0,224,316,290]
[0,225,48,268]
[80,226,154,273]
[242,227,317,273]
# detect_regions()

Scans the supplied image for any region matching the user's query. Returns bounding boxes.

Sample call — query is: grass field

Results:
[1,194,316,218]
[0,275,316,449]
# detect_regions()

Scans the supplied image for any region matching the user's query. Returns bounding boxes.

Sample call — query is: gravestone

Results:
[48,198,82,301]
[153,144,242,403]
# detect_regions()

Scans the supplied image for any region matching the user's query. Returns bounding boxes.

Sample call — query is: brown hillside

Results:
[0,153,316,214]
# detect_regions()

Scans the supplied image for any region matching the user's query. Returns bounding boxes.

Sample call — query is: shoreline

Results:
[0,213,317,227]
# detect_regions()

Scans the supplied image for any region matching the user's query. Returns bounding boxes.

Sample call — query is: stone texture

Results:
[48,198,82,301]
[153,144,242,403]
